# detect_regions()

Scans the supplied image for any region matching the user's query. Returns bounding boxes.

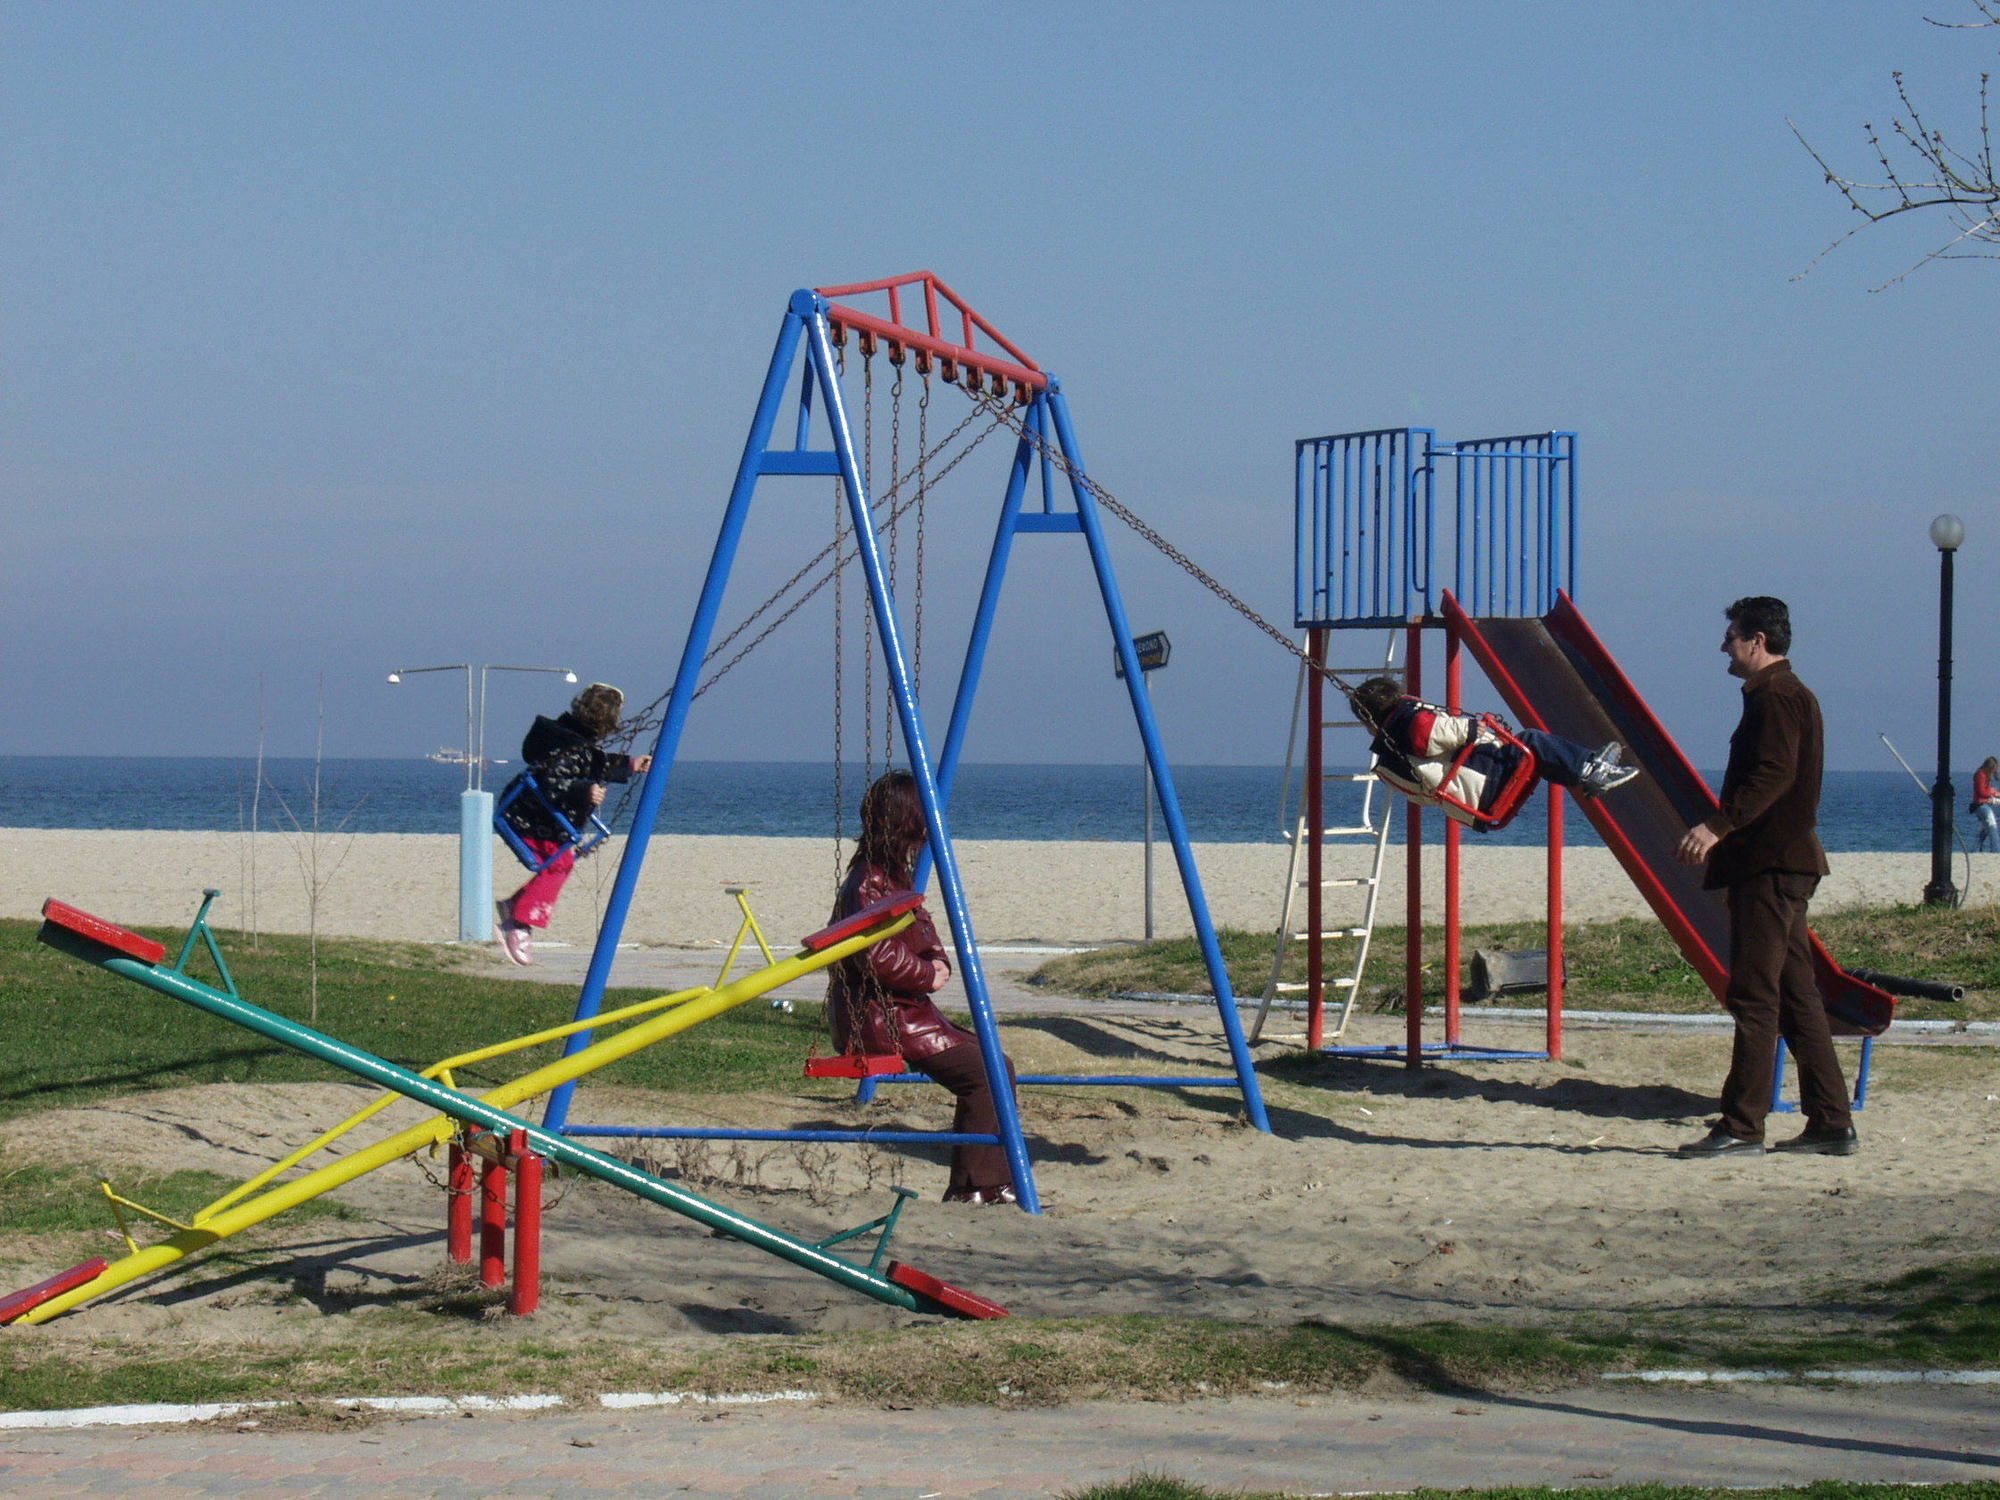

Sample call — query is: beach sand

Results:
[3,827,1989,950]
[5,826,1996,1362]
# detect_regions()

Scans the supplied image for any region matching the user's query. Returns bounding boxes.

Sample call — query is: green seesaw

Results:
[2,892,1006,1326]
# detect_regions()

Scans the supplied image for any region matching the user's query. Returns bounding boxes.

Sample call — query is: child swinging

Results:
[494,683,653,965]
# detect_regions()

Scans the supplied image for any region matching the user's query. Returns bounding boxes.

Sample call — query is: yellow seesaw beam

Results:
[16,910,911,1325]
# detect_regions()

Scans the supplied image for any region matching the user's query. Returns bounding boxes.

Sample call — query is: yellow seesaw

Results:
[4,890,1006,1325]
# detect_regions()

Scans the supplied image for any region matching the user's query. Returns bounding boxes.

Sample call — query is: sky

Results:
[4,1,1997,777]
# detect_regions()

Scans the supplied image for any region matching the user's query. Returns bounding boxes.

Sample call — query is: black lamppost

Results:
[1924,513,1964,907]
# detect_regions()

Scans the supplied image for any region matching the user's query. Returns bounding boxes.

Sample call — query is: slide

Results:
[1442,591,1894,1037]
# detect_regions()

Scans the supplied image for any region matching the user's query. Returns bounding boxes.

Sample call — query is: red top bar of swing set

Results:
[814,270,1049,394]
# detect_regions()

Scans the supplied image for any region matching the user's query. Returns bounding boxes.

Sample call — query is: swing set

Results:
[537,273,1279,1213]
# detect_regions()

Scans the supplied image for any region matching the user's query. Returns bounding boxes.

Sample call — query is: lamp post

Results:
[389,664,578,940]
[1114,631,1173,940]
[1924,514,1964,908]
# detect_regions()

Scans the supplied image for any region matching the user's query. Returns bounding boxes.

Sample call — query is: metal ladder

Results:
[1251,633,1400,1045]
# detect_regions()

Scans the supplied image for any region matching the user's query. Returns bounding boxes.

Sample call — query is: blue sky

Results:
[4,2,1995,775]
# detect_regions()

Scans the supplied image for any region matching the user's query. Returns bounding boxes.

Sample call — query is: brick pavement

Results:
[3,1384,1997,1497]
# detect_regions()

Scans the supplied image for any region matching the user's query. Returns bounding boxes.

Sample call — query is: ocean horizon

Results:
[0,754,1960,854]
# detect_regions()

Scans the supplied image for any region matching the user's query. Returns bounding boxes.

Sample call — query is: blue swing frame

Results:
[493,772,614,873]
[538,279,1271,1213]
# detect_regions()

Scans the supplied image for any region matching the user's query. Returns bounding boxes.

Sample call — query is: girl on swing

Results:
[494,682,652,966]
[1350,675,1638,828]
[826,769,1019,1206]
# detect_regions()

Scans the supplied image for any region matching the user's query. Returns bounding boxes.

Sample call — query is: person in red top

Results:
[825,770,1018,1205]
[1972,756,1999,852]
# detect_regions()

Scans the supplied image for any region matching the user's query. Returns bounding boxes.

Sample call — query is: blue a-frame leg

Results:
[541,288,1270,1213]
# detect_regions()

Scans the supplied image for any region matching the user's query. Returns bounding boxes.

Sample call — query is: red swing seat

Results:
[1410,714,1542,832]
[799,891,926,1080]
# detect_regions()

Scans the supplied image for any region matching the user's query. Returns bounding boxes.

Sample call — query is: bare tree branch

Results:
[1794,4,2000,288]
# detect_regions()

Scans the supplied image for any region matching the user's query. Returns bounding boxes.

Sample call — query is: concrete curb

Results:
[0,1388,820,1431]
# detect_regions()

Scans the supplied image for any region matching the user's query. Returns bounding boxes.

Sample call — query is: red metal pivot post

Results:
[509,1128,542,1317]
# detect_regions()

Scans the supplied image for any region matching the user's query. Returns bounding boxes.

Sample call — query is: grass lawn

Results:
[1027,906,2000,1024]
[0,915,847,1125]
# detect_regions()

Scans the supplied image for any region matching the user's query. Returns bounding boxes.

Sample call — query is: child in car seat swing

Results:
[494,683,653,965]
[1348,675,1639,829]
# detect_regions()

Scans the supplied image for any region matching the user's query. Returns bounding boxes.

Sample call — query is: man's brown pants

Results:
[1718,869,1853,1142]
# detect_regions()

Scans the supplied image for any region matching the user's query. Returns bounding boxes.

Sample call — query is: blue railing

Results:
[1447,432,1576,618]
[1294,428,1435,628]
[1294,427,1575,626]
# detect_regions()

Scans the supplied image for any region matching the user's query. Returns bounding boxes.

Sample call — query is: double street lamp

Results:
[389,664,578,941]
[1924,515,1964,908]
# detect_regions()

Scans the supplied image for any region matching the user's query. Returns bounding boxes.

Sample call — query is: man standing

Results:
[1673,597,1857,1157]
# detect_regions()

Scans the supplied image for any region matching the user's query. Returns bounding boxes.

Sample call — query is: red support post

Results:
[1547,785,1566,1061]
[480,1151,508,1290]
[446,1143,473,1265]
[508,1129,542,1317]
[1305,628,1326,1050]
[1404,623,1424,1069]
[1444,624,1463,1047]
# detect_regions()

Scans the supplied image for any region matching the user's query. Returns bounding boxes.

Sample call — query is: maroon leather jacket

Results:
[825,862,970,1063]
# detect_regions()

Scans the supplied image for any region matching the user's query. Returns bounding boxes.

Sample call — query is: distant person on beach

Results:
[494,683,652,966]
[1348,676,1639,828]
[826,769,1018,1206]
[1973,756,1999,852]
[1672,596,1855,1158]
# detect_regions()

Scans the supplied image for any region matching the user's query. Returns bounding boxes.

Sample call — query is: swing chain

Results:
[862,349,876,781]
[967,390,1365,699]
[914,368,929,699]
[886,359,903,769]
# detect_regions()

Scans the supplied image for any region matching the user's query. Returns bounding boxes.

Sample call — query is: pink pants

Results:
[506,840,574,929]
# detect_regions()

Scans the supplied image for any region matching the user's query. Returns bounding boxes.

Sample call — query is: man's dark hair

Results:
[1725,596,1791,656]
[1350,675,1405,729]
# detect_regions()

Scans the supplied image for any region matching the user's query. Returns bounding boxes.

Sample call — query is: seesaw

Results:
[2,891,1006,1326]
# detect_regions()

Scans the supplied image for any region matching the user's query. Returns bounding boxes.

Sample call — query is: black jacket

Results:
[498,712,638,843]
[1703,661,1830,888]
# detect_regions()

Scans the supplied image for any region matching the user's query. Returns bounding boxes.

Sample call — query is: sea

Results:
[0,756,1950,853]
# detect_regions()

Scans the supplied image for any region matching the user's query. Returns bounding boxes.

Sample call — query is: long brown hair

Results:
[849,770,928,886]
[1980,756,1998,778]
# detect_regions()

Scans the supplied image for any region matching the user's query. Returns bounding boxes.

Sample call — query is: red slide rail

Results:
[1442,591,1894,1037]
[816,270,1047,398]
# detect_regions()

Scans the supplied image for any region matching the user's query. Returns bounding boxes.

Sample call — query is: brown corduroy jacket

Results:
[1702,659,1831,889]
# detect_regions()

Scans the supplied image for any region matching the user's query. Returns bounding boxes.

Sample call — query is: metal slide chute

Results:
[1441,590,1895,1037]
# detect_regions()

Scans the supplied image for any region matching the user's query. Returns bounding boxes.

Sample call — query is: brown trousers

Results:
[914,1041,1017,1197]
[1718,870,1853,1141]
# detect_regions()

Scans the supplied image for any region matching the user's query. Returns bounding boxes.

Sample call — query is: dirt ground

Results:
[4,1010,1997,1351]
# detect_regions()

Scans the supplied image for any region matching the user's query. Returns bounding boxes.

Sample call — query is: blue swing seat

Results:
[493,772,613,873]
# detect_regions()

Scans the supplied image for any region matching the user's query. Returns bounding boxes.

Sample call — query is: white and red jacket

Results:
[1370,697,1535,828]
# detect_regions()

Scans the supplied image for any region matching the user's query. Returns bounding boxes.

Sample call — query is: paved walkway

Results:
[4,1384,1998,1497]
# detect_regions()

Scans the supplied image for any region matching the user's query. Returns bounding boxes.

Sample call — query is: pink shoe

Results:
[494,901,534,966]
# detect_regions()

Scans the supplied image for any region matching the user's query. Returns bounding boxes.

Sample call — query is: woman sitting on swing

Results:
[827,769,1019,1206]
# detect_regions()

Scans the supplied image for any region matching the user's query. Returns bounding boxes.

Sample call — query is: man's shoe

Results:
[1769,1123,1858,1156]
[1578,744,1641,797]
[1676,1126,1765,1157]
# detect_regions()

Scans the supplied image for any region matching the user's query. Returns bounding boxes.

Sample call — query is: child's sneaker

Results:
[494,899,534,966]
[1578,744,1640,797]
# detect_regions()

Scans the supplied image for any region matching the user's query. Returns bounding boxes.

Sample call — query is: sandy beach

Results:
[3,827,1988,951]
